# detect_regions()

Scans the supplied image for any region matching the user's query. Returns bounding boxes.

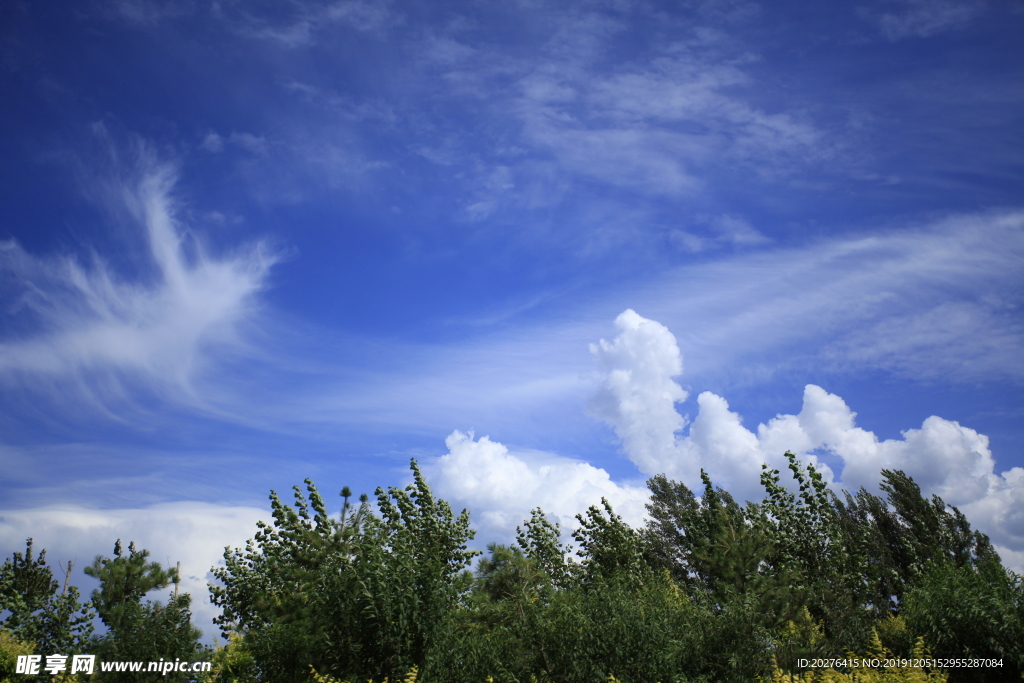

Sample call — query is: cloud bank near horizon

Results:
[430,309,1024,569]
[0,503,266,638]
[3,306,1021,646]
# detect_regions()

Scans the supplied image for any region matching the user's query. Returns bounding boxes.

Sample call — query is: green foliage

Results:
[642,471,739,589]
[351,462,478,679]
[0,539,55,626]
[85,539,177,634]
[0,629,35,683]
[86,540,206,682]
[201,453,1019,682]
[200,632,259,683]
[0,539,94,657]
[836,470,999,619]
[642,470,783,609]
[638,453,1021,679]
[642,465,809,673]
[874,614,916,659]
[211,460,478,683]
[516,508,572,589]
[758,454,869,657]
[437,549,728,683]
[903,561,1024,682]
[573,498,648,587]
[211,477,375,682]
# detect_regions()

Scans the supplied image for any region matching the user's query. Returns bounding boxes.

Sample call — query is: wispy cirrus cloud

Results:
[221,0,398,47]
[257,209,1024,453]
[218,5,839,224]
[509,27,831,199]
[0,149,277,414]
[633,209,1024,384]
[870,0,986,40]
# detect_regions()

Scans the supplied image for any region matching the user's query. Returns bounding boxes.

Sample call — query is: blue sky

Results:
[1,0,1023,633]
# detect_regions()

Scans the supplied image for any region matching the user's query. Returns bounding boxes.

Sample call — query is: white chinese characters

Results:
[15,654,94,675]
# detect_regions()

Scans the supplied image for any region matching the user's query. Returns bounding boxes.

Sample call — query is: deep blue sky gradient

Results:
[1,1,1023,624]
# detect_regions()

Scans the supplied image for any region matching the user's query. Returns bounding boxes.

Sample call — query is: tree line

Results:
[2,453,1022,682]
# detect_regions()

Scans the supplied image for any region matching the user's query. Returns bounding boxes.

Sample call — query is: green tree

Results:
[640,468,801,662]
[642,471,781,603]
[85,540,175,635]
[354,461,478,680]
[0,539,94,659]
[903,561,1024,683]
[211,481,371,682]
[758,454,873,658]
[211,460,478,683]
[515,508,573,589]
[85,540,206,682]
[572,498,648,588]
[0,629,35,683]
[436,517,736,683]
[836,469,999,619]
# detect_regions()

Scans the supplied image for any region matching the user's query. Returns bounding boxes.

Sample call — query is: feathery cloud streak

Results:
[295,210,1024,448]
[0,155,277,413]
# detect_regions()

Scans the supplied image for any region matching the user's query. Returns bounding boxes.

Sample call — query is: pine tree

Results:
[85,540,206,682]
[0,539,95,658]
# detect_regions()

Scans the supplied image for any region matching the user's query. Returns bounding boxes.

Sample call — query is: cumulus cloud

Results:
[798,385,996,505]
[0,503,267,639]
[428,430,649,543]
[586,309,804,500]
[0,155,276,411]
[588,310,689,478]
[587,309,1024,568]
[961,467,1024,552]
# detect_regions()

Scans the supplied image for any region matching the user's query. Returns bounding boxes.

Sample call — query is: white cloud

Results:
[990,544,1024,576]
[0,155,276,411]
[801,384,996,505]
[961,467,1024,552]
[639,210,1024,385]
[669,230,709,253]
[428,429,649,543]
[228,132,269,156]
[258,210,1023,469]
[586,309,1024,568]
[588,310,689,478]
[875,0,985,40]
[513,44,829,196]
[710,214,770,246]
[227,0,396,47]
[201,132,224,153]
[824,299,1024,382]
[668,215,770,254]
[586,309,827,501]
[0,503,267,639]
